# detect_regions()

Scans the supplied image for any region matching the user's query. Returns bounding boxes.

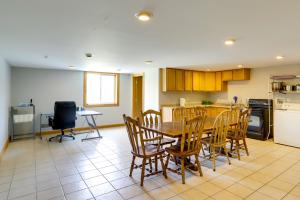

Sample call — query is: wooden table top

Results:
[142,117,218,138]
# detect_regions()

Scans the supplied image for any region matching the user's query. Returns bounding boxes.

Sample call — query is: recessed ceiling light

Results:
[224,39,235,46]
[85,53,92,58]
[206,69,211,71]
[237,64,244,68]
[135,11,153,21]
[144,61,153,64]
[276,55,284,60]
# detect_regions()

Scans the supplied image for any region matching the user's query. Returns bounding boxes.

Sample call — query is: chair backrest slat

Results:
[234,108,252,138]
[180,112,207,153]
[123,114,145,155]
[210,110,231,146]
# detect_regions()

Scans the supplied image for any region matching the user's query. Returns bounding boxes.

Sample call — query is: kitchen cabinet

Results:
[233,68,250,80]
[175,69,185,91]
[184,70,193,91]
[204,72,216,91]
[162,68,176,91]
[192,71,205,91]
[222,70,233,81]
[215,72,227,91]
[161,67,250,92]
[192,71,200,91]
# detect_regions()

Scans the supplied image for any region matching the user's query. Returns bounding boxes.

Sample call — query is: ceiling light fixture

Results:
[276,55,284,60]
[206,69,211,71]
[224,39,235,46]
[144,61,153,64]
[135,11,153,21]
[68,66,76,68]
[85,53,93,58]
[237,64,244,68]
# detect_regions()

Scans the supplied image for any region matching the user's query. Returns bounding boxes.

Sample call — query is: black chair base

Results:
[49,130,75,143]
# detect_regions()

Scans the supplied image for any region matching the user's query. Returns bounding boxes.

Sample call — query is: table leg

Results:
[82,115,103,141]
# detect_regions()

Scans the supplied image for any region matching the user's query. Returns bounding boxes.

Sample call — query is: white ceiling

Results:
[0,0,300,73]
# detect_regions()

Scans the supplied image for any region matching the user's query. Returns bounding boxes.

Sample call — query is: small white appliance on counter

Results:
[274,102,300,148]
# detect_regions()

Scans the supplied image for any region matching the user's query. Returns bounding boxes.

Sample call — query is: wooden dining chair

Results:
[123,114,167,186]
[227,109,251,160]
[165,114,207,184]
[172,107,186,122]
[202,110,231,171]
[141,109,176,147]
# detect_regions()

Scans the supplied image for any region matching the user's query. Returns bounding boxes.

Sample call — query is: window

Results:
[84,72,119,107]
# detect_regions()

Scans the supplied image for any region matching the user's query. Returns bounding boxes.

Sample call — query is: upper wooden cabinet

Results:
[161,68,175,91]
[233,68,250,80]
[192,71,205,91]
[192,71,200,91]
[204,72,216,91]
[175,69,185,91]
[184,70,193,91]
[161,68,250,92]
[215,71,227,91]
[222,70,233,81]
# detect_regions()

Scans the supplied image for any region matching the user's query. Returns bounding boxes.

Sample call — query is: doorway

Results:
[132,76,143,118]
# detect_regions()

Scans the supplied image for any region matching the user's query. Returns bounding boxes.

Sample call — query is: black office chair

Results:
[48,101,76,143]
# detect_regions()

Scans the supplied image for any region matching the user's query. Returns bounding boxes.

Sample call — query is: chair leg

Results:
[195,155,203,177]
[236,140,241,160]
[140,158,146,186]
[149,158,153,172]
[243,138,249,156]
[129,156,136,177]
[155,156,158,172]
[165,153,171,170]
[181,159,185,184]
[211,147,216,172]
[224,146,231,165]
[230,139,233,151]
[159,155,167,179]
[201,146,206,157]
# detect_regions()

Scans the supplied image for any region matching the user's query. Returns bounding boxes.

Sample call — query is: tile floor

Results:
[1,127,300,200]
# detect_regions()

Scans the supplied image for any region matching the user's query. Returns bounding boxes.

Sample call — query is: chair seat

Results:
[165,144,197,157]
[135,144,165,157]
[226,130,244,140]
[150,138,176,146]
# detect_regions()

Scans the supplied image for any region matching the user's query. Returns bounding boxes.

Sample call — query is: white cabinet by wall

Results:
[274,109,300,148]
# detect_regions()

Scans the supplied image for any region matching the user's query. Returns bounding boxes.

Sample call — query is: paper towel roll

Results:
[180,98,186,107]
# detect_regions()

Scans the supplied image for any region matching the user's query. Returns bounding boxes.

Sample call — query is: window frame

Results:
[83,71,120,107]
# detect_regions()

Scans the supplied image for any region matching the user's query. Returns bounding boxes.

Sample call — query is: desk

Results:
[77,110,103,141]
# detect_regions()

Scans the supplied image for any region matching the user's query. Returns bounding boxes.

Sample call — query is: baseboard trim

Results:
[0,138,9,161]
[41,123,125,136]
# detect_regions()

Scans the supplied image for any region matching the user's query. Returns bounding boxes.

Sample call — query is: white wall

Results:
[11,67,132,131]
[209,64,300,104]
[0,58,11,151]
[143,68,160,111]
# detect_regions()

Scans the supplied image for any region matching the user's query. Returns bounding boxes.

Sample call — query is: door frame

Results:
[132,74,144,118]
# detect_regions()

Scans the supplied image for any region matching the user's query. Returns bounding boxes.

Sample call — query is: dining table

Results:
[141,117,237,171]
[142,117,227,138]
